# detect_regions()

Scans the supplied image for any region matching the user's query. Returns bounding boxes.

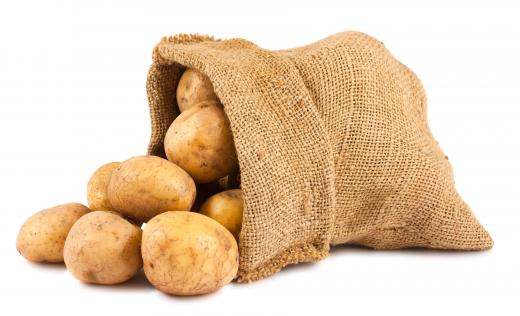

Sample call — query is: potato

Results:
[87,162,121,211]
[176,68,220,112]
[64,211,142,285]
[16,203,90,263]
[142,211,238,296]
[164,101,238,183]
[200,189,243,239]
[107,156,196,222]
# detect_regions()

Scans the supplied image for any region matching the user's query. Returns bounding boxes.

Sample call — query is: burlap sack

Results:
[146,31,493,282]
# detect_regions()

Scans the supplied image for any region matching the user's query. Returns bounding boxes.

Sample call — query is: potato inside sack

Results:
[164,101,238,183]
[64,211,142,285]
[16,203,91,263]
[199,189,243,239]
[176,68,220,112]
[87,161,121,211]
[142,211,238,296]
[107,155,196,222]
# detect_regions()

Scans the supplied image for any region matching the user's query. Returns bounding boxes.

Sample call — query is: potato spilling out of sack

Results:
[64,211,142,285]
[107,155,196,222]
[164,101,238,183]
[142,211,238,296]
[16,31,494,296]
[16,203,91,263]
[200,189,244,239]
[176,68,220,112]
[87,162,121,211]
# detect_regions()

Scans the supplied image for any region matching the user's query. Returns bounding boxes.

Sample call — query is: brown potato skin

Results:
[64,211,142,285]
[200,189,243,239]
[176,68,220,112]
[107,156,196,222]
[87,162,121,211]
[16,203,91,263]
[142,211,238,296]
[164,102,238,183]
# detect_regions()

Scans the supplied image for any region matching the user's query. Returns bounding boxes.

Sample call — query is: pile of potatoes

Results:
[16,69,244,296]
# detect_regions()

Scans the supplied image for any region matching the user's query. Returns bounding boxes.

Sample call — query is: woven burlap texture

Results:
[146,31,493,282]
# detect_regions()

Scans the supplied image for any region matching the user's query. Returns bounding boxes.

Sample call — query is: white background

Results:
[1,0,519,315]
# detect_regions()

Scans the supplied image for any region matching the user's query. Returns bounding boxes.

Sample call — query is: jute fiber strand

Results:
[146,31,493,282]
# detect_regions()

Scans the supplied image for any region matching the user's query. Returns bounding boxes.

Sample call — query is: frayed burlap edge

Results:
[236,240,330,283]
